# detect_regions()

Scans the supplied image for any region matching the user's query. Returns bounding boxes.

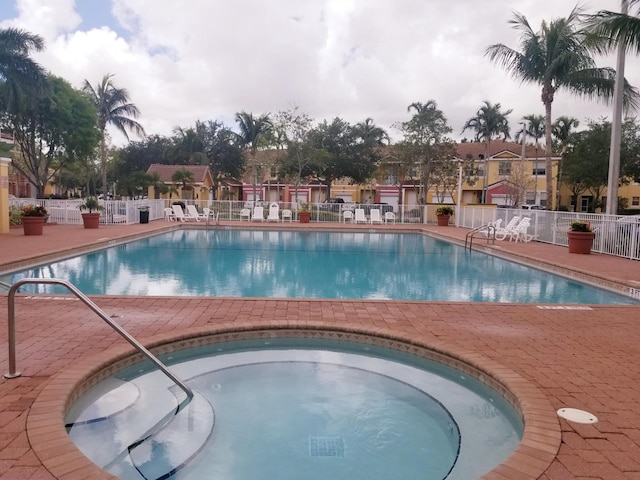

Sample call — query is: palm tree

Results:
[517,114,545,162]
[171,168,195,199]
[235,111,272,201]
[552,116,580,208]
[486,6,640,210]
[585,1,640,54]
[355,117,390,146]
[0,27,46,112]
[461,100,512,203]
[83,74,145,199]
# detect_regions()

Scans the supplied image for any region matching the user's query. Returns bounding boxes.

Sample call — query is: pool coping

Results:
[28,324,560,480]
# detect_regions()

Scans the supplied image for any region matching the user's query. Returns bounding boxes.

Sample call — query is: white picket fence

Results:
[9,199,640,260]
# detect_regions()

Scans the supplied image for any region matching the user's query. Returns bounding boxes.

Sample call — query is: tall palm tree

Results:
[0,27,46,112]
[355,117,390,146]
[486,6,640,210]
[586,1,640,54]
[461,100,512,203]
[552,116,580,208]
[235,111,272,201]
[516,114,545,161]
[83,74,145,198]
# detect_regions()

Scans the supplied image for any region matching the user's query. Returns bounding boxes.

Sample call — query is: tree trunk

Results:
[101,137,108,199]
[544,100,553,210]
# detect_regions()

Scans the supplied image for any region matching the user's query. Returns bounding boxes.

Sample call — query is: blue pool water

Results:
[3,229,635,303]
[65,337,523,480]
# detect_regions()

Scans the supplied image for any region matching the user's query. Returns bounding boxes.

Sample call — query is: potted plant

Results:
[78,197,104,229]
[298,202,311,223]
[21,205,47,235]
[435,205,455,226]
[567,221,595,254]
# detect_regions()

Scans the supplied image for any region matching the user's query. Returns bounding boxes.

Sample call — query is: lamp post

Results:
[520,122,526,207]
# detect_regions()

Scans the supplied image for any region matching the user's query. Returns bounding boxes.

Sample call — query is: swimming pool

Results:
[3,229,635,303]
[65,335,523,480]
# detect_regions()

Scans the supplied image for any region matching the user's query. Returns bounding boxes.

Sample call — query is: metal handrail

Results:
[4,278,194,404]
[465,224,496,251]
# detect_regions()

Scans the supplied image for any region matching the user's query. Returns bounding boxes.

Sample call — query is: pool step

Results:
[129,392,214,479]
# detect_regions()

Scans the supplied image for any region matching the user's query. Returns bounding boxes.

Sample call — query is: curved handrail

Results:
[4,278,194,405]
[465,224,496,251]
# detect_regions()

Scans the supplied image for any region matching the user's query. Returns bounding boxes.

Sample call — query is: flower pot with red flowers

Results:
[435,205,454,226]
[21,205,47,235]
[78,197,104,229]
[567,221,595,254]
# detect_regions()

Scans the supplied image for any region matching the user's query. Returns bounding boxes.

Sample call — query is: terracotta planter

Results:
[81,212,101,229]
[437,214,450,226]
[299,211,311,223]
[22,216,45,235]
[567,231,595,254]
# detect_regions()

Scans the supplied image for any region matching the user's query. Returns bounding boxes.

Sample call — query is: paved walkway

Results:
[1,221,639,479]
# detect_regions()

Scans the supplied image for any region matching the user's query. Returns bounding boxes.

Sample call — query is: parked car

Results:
[521,204,545,210]
[319,198,356,212]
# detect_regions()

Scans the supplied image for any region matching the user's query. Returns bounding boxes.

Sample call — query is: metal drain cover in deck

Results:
[557,408,598,424]
[309,436,345,457]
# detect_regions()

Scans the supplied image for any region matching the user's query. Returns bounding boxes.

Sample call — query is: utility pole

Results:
[606,0,628,215]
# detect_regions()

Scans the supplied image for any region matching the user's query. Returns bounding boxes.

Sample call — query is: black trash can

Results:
[139,207,149,224]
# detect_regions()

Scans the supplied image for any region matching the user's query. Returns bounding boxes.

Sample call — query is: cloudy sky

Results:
[1,0,637,146]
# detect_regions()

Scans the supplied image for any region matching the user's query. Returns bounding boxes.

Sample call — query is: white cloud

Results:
[2,0,638,146]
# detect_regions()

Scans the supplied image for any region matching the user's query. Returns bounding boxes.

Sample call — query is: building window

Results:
[539,191,547,207]
[525,191,536,204]
[633,196,640,206]
[532,161,545,176]
[498,162,511,176]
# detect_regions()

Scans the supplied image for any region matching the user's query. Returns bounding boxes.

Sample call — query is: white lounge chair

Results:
[509,217,535,242]
[239,208,251,221]
[370,209,383,224]
[354,208,367,224]
[266,202,280,222]
[281,209,292,222]
[342,210,354,223]
[384,212,396,224]
[186,204,206,221]
[164,207,175,221]
[252,206,264,221]
[172,204,190,222]
[495,216,521,240]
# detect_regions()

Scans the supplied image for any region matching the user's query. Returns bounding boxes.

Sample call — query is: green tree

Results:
[0,27,47,113]
[4,75,100,197]
[586,2,640,54]
[398,100,455,203]
[173,125,206,164]
[461,100,512,202]
[172,167,195,199]
[273,107,321,196]
[552,116,580,207]
[83,73,146,198]
[199,120,245,199]
[486,6,640,209]
[235,111,272,201]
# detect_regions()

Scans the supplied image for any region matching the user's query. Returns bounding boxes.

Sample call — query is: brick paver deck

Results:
[1,221,639,479]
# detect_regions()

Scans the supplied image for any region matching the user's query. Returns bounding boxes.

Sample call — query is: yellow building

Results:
[146,164,215,202]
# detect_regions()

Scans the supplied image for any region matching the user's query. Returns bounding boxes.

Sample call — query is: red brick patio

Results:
[1,221,639,479]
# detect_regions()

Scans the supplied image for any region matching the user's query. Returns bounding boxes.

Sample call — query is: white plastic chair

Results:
[281,209,292,222]
[342,210,354,223]
[164,207,175,222]
[509,218,535,242]
[384,212,395,224]
[354,208,367,224]
[266,202,280,222]
[370,209,383,224]
[240,208,251,221]
[252,206,264,221]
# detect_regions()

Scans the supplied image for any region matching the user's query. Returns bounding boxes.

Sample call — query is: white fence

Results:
[457,206,640,261]
[8,199,640,260]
